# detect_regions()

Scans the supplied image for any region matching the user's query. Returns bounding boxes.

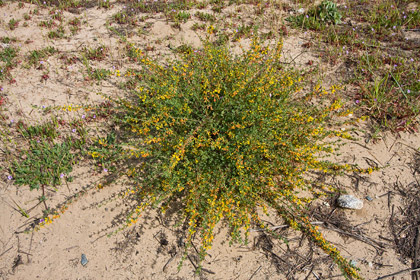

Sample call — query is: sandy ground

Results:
[0,1,419,279]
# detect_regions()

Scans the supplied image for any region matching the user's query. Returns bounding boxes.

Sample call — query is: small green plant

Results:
[99,0,110,9]
[8,18,19,30]
[50,9,63,22]
[0,46,19,80]
[195,11,216,22]
[17,120,59,140]
[287,0,341,30]
[9,197,30,218]
[232,23,254,41]
[84,45,107,61]
[68,17,81,34]
[10,139,78,202]
[26,47,58,67]
[191,22,206,31]
[316,0,342,24]
[0,47,19,66]
[106,40,365,279]
[175,11,191,22]
[113,11,136,25]
[48,26,65,39]
[175,44,193,54]
[39,19,55,28]
[89,68,112,81]
[1,37,17,44]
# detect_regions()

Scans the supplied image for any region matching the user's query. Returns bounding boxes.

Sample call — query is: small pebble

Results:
[81,254,88,266]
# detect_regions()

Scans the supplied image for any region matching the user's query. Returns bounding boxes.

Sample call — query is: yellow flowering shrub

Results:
[110,40,362,279]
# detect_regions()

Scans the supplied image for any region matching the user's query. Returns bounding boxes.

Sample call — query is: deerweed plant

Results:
[109,40,361,278]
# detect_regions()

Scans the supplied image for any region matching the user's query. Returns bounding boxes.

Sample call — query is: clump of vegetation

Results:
[9,137,80,213]
[354,56,420,130]
[18,120,59,140]
[8,18,20,30]
[105,40,363,279]
[68,17,82,34]
[316,0,342,24]
[195,11,216,22]
[83,45,108,61]
[0,45,19,81]
[26,47,58,67]
[112,10,136,25]
[7,116,87,212]
[89,68,112,81]
[48,26,65,39]
[99,0,110,9]
[287,0,342,30]
[11,139,76,191]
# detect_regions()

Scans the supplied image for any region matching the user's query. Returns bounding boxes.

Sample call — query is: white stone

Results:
[337,195,363,210]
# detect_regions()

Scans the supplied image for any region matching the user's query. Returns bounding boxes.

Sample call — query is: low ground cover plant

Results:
[10,138,78,211]
[5,116,87,213]
[287,0,342,30]
[103,39,363,279]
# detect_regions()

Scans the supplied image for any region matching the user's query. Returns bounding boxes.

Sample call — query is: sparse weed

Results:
[8,19,19,30]
[39,19,55,28]
[48,26,65,39]
[175,44,193,54]
[232,23,254,41]
[68,17,81,34]
[84,45,107,61]
[50,9,63,22]
[1,37,17,44]
[0,46,19,81]
[113,10,136,25]
[130,0,193,14]
[175,11,191,22]
[99,0,111,9]
[195,11,216,22]
[26,47,58,67]
[191,22,206,31]
[17,120,59,140]
[89,68,112,81]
